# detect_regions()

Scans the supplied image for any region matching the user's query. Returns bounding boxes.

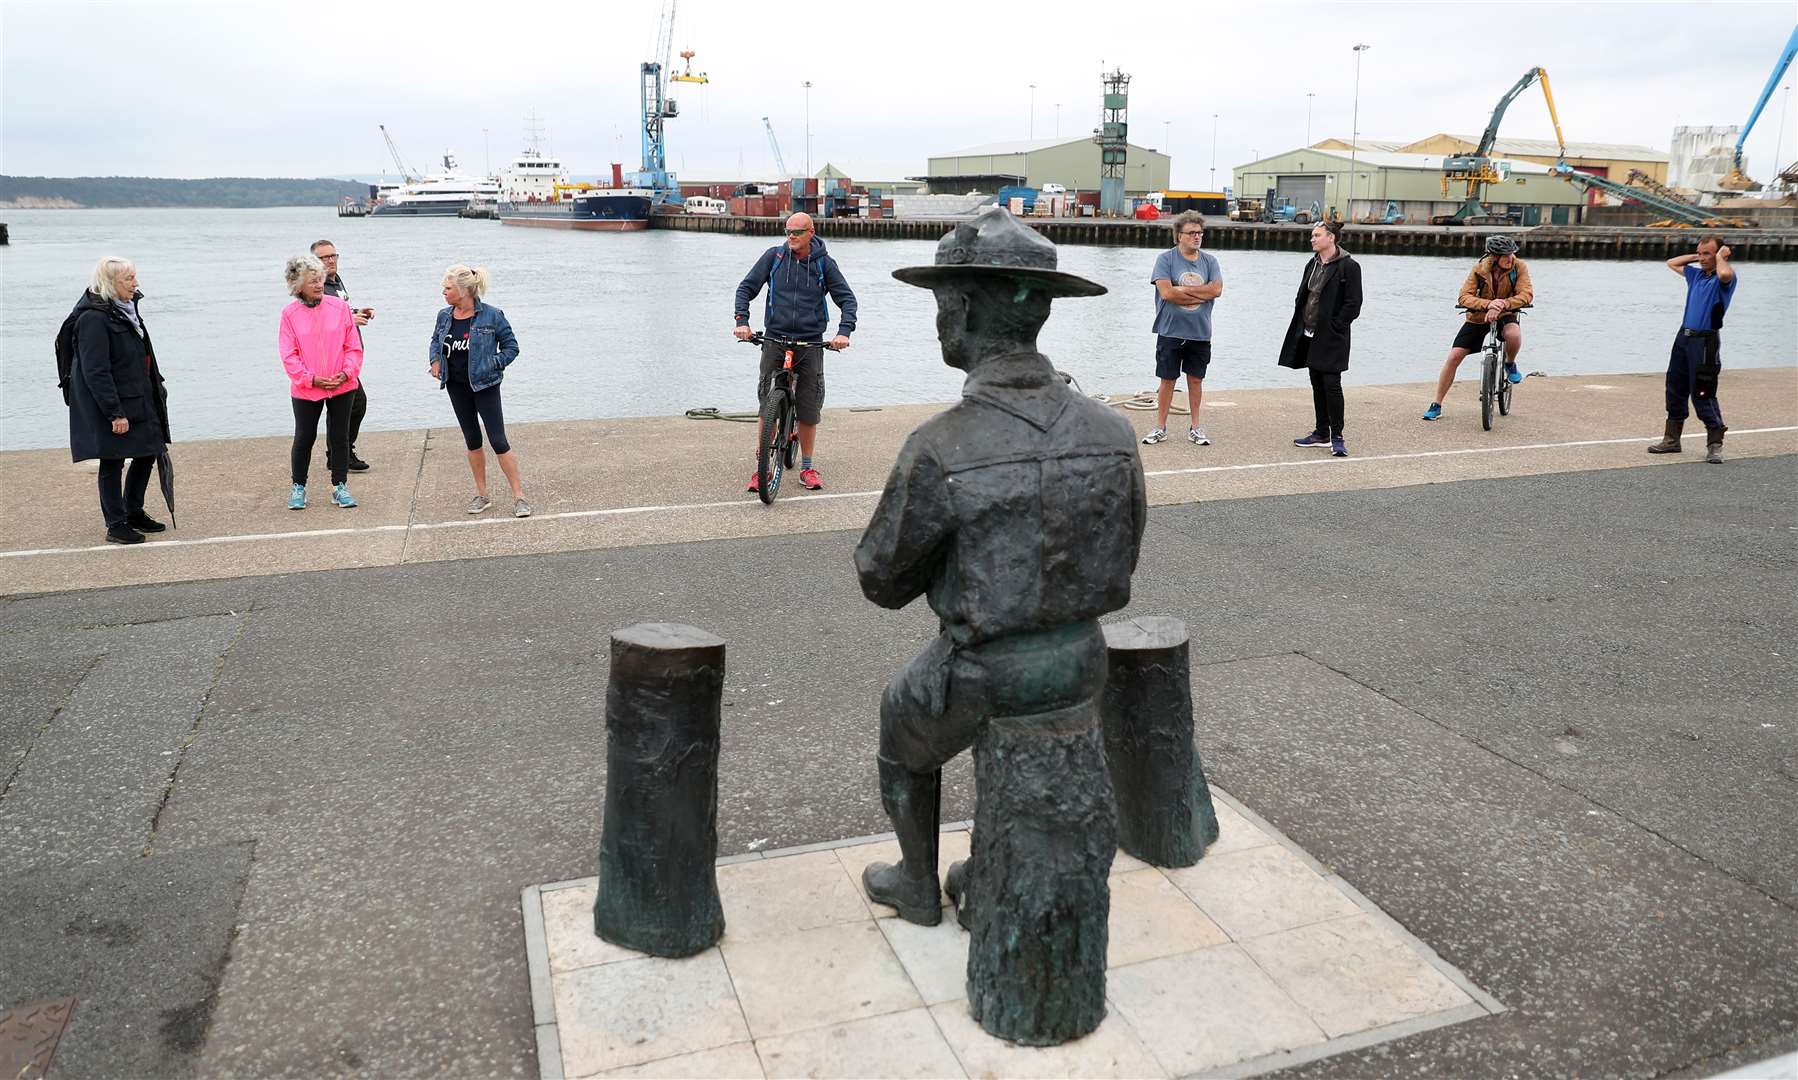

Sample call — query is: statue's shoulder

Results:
[1061,389,1138,447]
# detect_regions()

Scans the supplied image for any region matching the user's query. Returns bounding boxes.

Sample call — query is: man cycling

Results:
[733,212,857,492]
[1423,235,1532,421]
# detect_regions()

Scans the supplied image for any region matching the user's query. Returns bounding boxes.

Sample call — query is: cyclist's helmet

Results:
[1485,235,1521,256]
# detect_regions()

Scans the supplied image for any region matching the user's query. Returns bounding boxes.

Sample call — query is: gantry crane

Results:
[1438,67,1565,223]
[1719,24,1798,190]
[762,117,788,176]
[639,0,707,195]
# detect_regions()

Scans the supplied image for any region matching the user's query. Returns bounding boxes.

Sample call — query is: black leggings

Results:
[97,456,155,529]
[1309,368,1345,439]
[445,378,510,454]
[292,394,353,485]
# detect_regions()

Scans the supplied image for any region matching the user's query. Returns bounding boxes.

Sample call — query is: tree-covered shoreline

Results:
[0,176,370,209]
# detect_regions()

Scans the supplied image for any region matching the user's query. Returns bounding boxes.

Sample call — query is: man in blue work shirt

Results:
[1648,236,1735,464]
[1142,212,1223,447]
[733,212,857,492]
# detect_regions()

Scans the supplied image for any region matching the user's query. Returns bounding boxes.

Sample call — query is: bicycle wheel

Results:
[1499,364,1514,416]
[757,387,788,504]
[1480,349,1497,431]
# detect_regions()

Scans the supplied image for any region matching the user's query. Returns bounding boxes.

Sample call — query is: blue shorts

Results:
[1155,336,1211,381]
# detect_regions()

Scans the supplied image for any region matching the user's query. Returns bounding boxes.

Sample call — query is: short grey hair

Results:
[285,253,324,296]
[1170,211,1205,236]
[89,256,136,302]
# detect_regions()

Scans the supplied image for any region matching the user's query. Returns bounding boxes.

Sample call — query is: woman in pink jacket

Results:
[279,253,363,509]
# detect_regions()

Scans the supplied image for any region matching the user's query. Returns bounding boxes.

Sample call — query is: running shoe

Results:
[467,495,491,515]
[347,453,371,472]
[1188,427,1210,446]
[1331,437,1348,457]
[799,468,823,490]
[746,472,759,493]
[1141,427,1168,445]
[1505,362,1523,385]
[1293,431,1330,447]
[514,499,532,518]
[288,483,306,510]
[332,483,358,508]
[1422,403,1442,421]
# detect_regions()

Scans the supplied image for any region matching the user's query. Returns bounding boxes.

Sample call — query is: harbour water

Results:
[1,206,1793,451]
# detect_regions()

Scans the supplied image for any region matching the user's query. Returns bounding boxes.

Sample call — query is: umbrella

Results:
[155,450,176,530]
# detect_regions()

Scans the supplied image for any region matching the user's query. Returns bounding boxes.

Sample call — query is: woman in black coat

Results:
[1277,221,1363,457]
[68,256,171,544]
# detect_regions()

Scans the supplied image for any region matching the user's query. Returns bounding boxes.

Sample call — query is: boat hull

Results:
[499,190,652,231]
[500,215,648,232]
[371,201,484,217]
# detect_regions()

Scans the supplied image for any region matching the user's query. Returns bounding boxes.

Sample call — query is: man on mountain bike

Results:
[733,212,857,492]
[1422,234,1533,421]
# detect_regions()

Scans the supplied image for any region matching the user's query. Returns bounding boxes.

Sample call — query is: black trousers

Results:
[347,383,368,450]
[97,457,154,529]
[292,394,353,485]
[1309,368,1345,438]
[1665,331,1725,428]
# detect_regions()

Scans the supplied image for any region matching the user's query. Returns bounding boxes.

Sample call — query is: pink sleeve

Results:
[341,307,364,380]
[278,308,308,391]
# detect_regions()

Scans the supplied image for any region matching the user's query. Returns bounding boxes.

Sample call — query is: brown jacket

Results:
[1458,256,1533,323]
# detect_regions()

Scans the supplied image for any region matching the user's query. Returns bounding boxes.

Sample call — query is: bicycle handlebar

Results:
[741,331,840,351]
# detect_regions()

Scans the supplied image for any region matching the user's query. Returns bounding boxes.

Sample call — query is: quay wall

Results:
[652,213,1798,261]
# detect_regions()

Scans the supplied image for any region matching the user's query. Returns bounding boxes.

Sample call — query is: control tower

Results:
[1097,68,1131,217]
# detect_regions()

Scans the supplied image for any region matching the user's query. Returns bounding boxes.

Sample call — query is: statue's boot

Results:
[944,859,974,931]
[862,759,941,925]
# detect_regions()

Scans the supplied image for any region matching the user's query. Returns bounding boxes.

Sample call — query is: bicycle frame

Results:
[1456,305,1529,431]
[741,332,833,503]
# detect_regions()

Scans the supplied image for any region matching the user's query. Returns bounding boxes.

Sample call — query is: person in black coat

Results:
[68,256,171,544]
[1277,221,1363,457]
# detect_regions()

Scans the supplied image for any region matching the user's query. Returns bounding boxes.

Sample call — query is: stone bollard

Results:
[594,623,727,958]
[1101,617,1220,868]
[965,700,1116,1046]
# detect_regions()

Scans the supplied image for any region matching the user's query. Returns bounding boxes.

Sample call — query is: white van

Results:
[686,196,727,215]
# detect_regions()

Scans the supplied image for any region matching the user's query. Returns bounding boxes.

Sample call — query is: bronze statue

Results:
[854,210,1148,1044]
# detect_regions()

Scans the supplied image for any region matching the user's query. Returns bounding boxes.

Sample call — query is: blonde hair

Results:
[443,264,490,301]
[285,253,324,296]
[89,256,136,302]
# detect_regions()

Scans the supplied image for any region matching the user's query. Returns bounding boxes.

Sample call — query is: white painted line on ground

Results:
[1140,426,1797,479]
[4,427,1793,562]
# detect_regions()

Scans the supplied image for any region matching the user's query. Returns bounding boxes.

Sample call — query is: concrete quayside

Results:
[3,366,1793,597]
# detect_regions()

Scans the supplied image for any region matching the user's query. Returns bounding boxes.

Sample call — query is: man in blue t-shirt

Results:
[1143,211,1223,446]
[1648,236,1736,463]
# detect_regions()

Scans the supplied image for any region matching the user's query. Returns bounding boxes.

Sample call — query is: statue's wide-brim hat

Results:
[892,208,1107,298]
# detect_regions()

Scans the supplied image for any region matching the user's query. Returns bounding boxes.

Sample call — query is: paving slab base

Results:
[522,787,1501,1079]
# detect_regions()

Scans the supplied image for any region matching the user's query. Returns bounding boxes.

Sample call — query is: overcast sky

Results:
[4,0,1795,188]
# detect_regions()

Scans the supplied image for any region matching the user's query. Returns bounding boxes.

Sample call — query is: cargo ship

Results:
[499,163,651,231]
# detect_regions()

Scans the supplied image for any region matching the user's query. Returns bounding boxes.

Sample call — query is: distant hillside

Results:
[0,176,370,209]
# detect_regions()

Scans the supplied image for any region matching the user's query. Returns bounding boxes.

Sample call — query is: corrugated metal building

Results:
[1234,148,1588,224]
[919,137,1171,195]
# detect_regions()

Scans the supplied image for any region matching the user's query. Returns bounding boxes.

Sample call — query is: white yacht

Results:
[371,154,500,217]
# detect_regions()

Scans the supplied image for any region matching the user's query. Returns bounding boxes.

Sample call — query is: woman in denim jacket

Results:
[429,264,530,516]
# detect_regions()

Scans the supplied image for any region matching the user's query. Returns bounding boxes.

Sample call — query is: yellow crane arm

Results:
[1536,68,1567,160]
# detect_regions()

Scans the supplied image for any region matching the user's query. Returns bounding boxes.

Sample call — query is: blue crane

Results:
[637,0,707,200]
[1720,24,1798,190]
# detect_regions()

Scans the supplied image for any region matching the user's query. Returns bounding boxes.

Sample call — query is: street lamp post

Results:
[1030,84,1037,139]
[803,80,813,178]
[1306,92,1315,146]
[1209,113,1219,190]
[1055,102,1062,137]
[1348,45,1370,221]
